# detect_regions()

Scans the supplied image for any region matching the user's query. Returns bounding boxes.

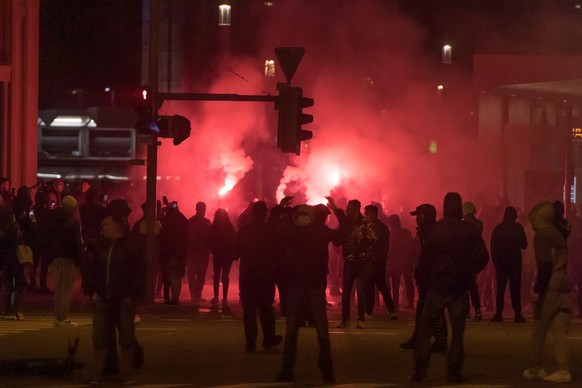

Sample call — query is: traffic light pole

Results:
[158,93,278,103]
[144,0,160,305]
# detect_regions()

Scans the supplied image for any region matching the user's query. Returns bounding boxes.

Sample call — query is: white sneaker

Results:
[523,366,548,380]
[356,319,365,329]
[543,369,572,383]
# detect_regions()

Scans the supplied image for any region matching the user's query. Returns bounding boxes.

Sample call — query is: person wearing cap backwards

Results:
[275,200,341,383]
[412,193,488,383]
[400,204,448,353]
[48,195,83,327]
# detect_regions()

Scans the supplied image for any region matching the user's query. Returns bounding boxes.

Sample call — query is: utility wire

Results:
[224,66,272,96]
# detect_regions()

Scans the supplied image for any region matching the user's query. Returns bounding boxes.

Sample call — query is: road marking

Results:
[329,331,399,335]
[0,319,91,336]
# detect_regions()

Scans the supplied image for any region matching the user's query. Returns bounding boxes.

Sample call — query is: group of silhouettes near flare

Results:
[0,176,576,384]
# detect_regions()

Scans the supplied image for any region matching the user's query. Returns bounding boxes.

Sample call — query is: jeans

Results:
[186,249,210,300]
[495,264,522,314]
[50,258,79,321]
[366,259,395,314]
[530,291,572,370]
[93,298,136,350]
[341,260,373,322]
[213,259,233,300]
[240,273,277,346]
[281,286,333,375]
[3,259,24,315]
[415,289,469,375]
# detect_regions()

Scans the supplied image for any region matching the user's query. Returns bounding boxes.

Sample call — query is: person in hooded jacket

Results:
[412,193,488,383]
[490,206,528,323]
[522,202,573,383]
[275,203,341,384]
[84,212,145,385]
[237,201,282,353]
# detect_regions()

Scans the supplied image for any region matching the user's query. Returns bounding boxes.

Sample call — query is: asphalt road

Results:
[0,291,581,387]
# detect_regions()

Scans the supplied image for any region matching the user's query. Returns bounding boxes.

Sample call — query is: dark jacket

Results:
[490,208,528,269]
[237,219,273,278]
[187,214,211,253]
[208,221,237,263]
[0,212,19,271]
[84,235,145,302]
[419,195,488,295]
[334,210,375,262]
[49,208,83,266]
[388,225,415,273]
[284,221,342,288]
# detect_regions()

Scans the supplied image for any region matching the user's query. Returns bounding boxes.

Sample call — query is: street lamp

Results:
[442,44,452,64]
[219,4,231,26]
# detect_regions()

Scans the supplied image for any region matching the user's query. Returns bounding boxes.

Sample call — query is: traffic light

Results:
[157,115,192,145]
[134,85,158,134]
[275,82,314,155]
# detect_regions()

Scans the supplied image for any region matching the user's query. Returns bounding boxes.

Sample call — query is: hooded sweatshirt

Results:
[529,202,570,296]
[490,207,528,268]
[423,193,488,295]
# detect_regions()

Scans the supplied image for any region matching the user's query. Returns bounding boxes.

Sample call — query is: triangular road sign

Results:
[275,47,305,84]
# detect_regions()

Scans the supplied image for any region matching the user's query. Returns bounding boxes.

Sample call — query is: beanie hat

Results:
[463,202,477,217]
[61,195,78,209]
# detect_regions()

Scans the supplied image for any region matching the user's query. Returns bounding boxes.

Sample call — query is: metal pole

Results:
[144,0,160,305]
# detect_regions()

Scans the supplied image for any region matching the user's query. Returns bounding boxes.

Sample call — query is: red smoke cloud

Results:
[152,1,484,220]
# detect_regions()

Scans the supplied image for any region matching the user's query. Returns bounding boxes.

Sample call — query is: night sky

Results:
[38,0,582,110]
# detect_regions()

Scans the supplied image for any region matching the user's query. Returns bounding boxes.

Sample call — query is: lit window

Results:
[219,4,231,26]
[264,60,275,77]
[442,45,452,64]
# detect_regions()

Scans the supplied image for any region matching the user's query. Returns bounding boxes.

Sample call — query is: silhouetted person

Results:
[131,202,163,299]
[335,199,375,329]
[1,209,25,319]
[267,203,291,316]
[237,201,281,352]
[386,214,416,312]
[49,195,83,326]
[186,202,211,305]
[490,206,528,323]
[463,202,485,321]
[412,193,488,383]
[0,177,14,212]
[400,204,448,353]
[523,202,573,383]
[160,203,188,305]
[208,208,237,307]
[364,205,396,319]
[84,213,145,385]
[275,204,340,384]
[13,186,37,292]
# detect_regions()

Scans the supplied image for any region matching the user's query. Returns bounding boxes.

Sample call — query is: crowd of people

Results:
[0,176,578,384]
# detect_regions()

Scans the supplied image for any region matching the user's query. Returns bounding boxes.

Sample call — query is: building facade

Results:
[0,0,39,188]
